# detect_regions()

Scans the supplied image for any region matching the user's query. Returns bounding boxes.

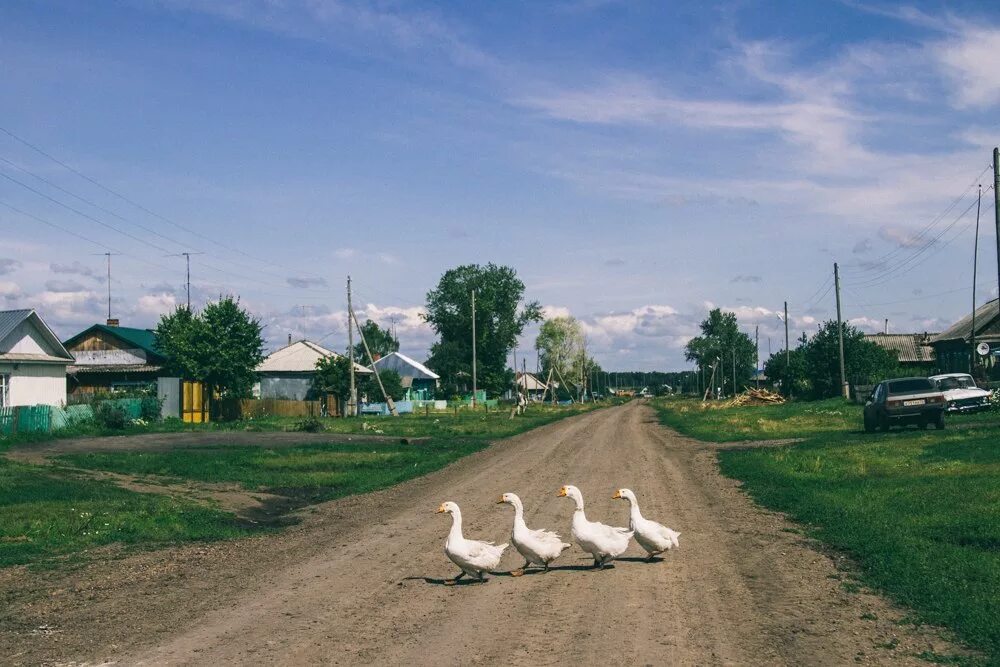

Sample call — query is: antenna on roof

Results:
[90,252,118,324]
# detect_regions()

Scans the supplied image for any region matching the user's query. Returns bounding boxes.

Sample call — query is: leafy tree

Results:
[763,346,809,396]
[684,308,756,395]
[312,358,405,404]
[804,321,899,398]
[156,297,264,404]
[352,319,399,362]
[312,355,354,402]
[535,316,586,389]
[424,264,542,395]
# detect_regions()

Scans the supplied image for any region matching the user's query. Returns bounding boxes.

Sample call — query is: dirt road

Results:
[4,402,961,665]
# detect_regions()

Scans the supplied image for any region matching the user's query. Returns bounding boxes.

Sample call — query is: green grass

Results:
[1,402,600,569]
[657,397,1000,664]
[654,396,861,441]
[57,439,489,504]
[0,458,257,569]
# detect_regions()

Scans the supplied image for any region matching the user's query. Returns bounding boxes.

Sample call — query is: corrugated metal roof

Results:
[930,298,1000,344]
[0,309,74,361]
[258,340,372,374]
[0,309,33,346]
[63,324,162,359]
[371,352,440,380]
[516,371,547,390]
[865,333,936,363]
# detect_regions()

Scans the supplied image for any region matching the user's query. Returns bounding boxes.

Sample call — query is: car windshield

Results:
[936,376,976,390]
[887,379,934,394]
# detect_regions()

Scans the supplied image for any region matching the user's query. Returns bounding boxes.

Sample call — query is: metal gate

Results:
[182,381,208,423]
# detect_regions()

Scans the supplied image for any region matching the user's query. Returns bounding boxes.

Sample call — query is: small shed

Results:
[0,309,74,407]
[930,298,1000,375]
[257,340,372,401]
[371,352,440,400]
[64,322,167,396]
[864,333,936,374]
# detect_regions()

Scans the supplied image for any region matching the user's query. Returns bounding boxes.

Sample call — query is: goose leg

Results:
[445,572,466,586]
[511,559,531,577]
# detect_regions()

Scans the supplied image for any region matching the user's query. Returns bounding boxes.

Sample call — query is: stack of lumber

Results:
[727,388,786,406]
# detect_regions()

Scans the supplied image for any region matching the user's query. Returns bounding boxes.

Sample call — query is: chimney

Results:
[288,333,292,346]
[884,318,889,334]
[106,318,119,327]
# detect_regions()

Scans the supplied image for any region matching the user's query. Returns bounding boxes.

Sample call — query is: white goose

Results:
[497,492,571,575]
[612,488,680,561]
[557,485,633,569]
[436,501,508,584]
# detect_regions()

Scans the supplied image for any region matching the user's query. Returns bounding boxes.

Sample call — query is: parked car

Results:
[929,373,991,413]
[863,377,946,432]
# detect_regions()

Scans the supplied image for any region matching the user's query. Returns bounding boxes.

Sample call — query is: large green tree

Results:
[684,308,757,395]
[156,296,265,403]
[423,264,542,395]
[804,321,899,398]
[352,319,399,362]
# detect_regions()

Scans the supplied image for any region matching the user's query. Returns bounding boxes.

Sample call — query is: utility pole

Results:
[784,301,790,397]
[512,347,519,403]
[104,252,111,321]
[971,183,983,372]
[994,148,1000,307]
[347,276,356,417]
[755,325,760,389]
[471,290,477,409]
[352,306,398,416]
[834,263,849,399]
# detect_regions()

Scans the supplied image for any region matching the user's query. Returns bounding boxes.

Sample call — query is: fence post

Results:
[12,406,21,434]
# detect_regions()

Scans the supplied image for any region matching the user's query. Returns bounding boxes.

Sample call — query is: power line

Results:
[0,124,329,282]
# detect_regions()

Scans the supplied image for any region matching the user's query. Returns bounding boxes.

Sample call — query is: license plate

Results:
[903,399,925,407]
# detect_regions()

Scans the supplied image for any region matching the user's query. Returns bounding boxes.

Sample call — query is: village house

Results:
[0,309,74,408]
[63,321,167,397]
[257,339,372,401]
[930,298,1000,376]
[864,332,937,375]
[370,351,440,401]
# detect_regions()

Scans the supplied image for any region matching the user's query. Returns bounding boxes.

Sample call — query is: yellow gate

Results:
[182,381,209,423]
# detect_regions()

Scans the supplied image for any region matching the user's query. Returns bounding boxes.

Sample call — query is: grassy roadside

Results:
[655,397,1000,664]
[1,402,603,569]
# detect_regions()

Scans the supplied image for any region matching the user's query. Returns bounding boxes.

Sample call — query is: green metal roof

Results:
[63,324,164,360]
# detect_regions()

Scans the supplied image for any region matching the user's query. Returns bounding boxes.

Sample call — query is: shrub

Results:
[93,402,127,430]
[139,396,163,422]
[293,415,324,433]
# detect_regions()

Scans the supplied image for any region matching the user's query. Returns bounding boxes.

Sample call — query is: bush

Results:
[293,415,324,433]
[93,402,127,430]
[139,396,163,422]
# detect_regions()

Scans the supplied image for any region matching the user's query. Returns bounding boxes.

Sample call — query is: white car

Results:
[929,373,991,413]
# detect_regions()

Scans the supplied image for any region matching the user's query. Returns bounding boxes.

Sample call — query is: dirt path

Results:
[3,403,963,665]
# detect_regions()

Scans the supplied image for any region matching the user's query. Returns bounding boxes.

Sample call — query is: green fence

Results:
[0,405,53,435]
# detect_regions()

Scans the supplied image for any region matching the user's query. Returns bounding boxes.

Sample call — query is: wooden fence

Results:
[216,398,324,421]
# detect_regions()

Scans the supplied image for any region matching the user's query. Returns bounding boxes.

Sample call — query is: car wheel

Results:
[865,414,875,433]
[878,413,891,432]
[935,412,946,430]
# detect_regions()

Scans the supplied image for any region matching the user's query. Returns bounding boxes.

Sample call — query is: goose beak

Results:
[612,490,622,499]
[496,495,505,504]
[557,487,567,497]
[436,504,446,513]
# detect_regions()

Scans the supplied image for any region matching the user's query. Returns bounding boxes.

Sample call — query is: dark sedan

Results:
[863,377,946,432]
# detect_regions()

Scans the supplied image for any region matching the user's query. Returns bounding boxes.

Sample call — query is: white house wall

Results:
[2,320,53,355]
[0,362,67,407]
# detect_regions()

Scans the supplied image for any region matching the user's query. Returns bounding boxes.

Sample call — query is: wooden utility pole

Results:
[703,361,718,401]
[352,306,398,416]
[834,262,849,399]
[755,325,760,389]
[471,290,477,409]
[104,252,112,321]
[732,348,736,395]
[994,148,1000,307]
[347,276,356,417]
[972,183,982,372]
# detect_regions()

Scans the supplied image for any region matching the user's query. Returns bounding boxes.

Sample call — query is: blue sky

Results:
[3,0,1000,370]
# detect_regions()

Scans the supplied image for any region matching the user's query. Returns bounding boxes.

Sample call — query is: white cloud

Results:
[935,25,1000,108]
[137,293,178,316]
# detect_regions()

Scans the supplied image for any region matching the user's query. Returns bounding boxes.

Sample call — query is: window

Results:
[0,374,8,408]
[887,378,934,394]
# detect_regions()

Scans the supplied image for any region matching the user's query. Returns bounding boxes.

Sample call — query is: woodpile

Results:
[727,388,786,406]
